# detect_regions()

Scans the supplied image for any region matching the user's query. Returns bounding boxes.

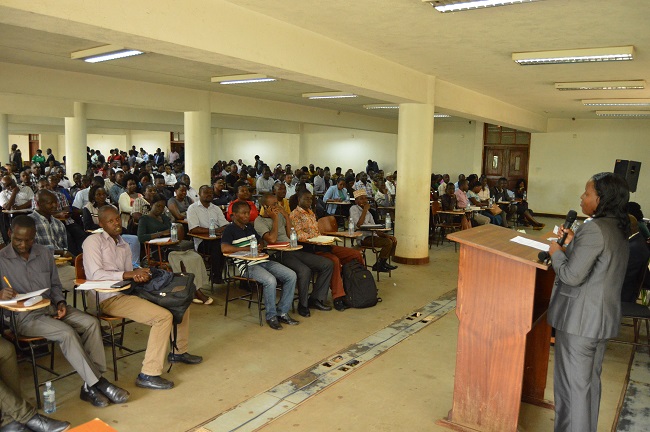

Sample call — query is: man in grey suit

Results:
[548,172,630,432]
[0,216,130,409]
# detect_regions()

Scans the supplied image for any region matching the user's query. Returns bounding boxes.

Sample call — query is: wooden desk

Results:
[2,208,33,214]
[144,238,179,269]
[0,298,50,313]
[188,233,221,241]
[438,225,554,432]
[322,231,361,247]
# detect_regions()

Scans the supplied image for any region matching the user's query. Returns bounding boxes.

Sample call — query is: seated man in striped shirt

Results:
[220,200,298,330]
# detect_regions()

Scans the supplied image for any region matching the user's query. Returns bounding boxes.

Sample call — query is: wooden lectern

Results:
[439,224,555,432]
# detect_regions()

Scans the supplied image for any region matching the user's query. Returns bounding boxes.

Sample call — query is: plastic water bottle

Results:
[348,217,355,235]
[250,238,258,257]
[385,213,392,229]
[290,228,298,248]
[170,223,178,242]
[43,381,56,414]
[209,218,216,238]
[523,191,527,201]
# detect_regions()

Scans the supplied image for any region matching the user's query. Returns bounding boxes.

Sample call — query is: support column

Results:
[0,114,9,166]
[184,110,212,187]
[64,102,87,175]
[393,103,434,265]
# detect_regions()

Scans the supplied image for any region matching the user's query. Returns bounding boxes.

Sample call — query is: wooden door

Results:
[482,124,530,191]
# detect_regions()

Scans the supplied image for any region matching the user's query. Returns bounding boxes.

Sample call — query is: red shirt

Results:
[226,200,259,223]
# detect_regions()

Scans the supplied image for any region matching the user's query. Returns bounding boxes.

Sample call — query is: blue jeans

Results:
[244,261,296,320]
[122,234,141,268]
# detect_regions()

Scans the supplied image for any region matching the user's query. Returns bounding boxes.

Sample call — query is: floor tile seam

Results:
[191,295,457,432]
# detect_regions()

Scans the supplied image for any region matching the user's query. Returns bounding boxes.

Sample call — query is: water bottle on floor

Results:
[43,381,56,414]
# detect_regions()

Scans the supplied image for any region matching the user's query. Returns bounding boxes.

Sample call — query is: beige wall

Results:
[8,134,29,163]
[219,129,300,168]
[529,118,649,216]
[431,120,483,181]
[300,124,398,174]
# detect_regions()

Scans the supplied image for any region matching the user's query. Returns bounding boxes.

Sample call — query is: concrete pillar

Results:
[0,114,9,166]
[393,103,434,265]
[184,110,212,187]
[212,128,223,165]
[64,102,87,175]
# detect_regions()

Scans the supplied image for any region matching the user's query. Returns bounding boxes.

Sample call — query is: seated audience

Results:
[283,173,296,198]
[187,185,229,284]
[254,193,333,317]
[168,182,193,221]
[467,181,506,227]
[353,172,373,197]
[273,182,291,214]
[0,338,70,432]
[162,164,177,186]
[514,179,545,229]
[178,174,199,202]
[19,169,37,193]
[621,216,650,302]
[323,178,350,216]
[437,174,450,198]
[256,168,275,193]
[0,175,34,210]
[0,216,129,408]
[83,186,141,268]
[374,181,394,207]
[226,185,259,223]
[211,179,231,207]
[313,168,327,195]
[73,175,104,210]
[83,206,202,391]
[118,176,142,230]
[454,180,490,226]
[109,170,125,204]
[137,196,212,305]
[222,200,299,330]
[491,177,517,225]
[627,202,650,241]
[349,190,398,272]
[290,190,364,311]
[154,174,173,200]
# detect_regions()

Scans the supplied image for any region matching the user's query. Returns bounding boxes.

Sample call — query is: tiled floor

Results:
[15,218,638,431]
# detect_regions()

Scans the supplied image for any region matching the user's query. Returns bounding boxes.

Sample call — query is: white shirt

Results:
[163,172,177,186]
[169,151,179,164]
[187,201,228,249]
[0,185,34,207]
[284,182,296,198]
[386,181,396,196]
[72,187,90,209]
[186,186,199,202]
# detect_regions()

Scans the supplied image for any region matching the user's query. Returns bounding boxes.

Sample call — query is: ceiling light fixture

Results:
[363,104,399,109]
[211,74,277,85]
[302,92,357,100]
[595,111,650,117]
[555,80,645,91]
[583,99,650,106]
[513,45,634,65]
[71,44,144,63]
[423,0,539,12]
[434,113,451,118]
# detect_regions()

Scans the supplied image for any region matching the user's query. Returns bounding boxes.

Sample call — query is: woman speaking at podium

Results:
[547,172,630,432]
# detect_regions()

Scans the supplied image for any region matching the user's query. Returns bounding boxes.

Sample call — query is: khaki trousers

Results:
[100,294,190,376]
[0,338,36,426]
[360,236,397,259]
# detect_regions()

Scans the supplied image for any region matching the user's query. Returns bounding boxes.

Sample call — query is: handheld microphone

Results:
[538,210,578,262]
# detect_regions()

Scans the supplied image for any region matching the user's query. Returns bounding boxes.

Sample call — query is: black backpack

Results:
[342,261,379,308]
[134,268,196,324]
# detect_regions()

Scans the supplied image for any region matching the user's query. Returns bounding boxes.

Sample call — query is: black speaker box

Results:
[613,159,641,193]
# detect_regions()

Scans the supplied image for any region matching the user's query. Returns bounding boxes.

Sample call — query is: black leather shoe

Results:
[135,373,174,390]
[277,313,299,325]
[25,414,70,432]
[0,421,31,432]
[80,383,109,407]
[297,305,310,317]
[168,352,203,364]
[333,298,348,311]
[266,316,283,330]
[95,376,130,404]
[383,261,398,270]
[308,298,332,311]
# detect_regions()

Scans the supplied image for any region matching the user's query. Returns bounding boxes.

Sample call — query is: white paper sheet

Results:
[510,236,550,252]
[0,288,49,305]
[148,237,171,244]
[75,281,124,291]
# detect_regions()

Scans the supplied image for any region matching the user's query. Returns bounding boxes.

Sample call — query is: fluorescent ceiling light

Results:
[71,44,144,63]
[555,80,645,91]
[424,0,539,13]
[583,99,650,106]
[302,92,357,100]
[434,113,451,118]
[513,46,634,65]
[595,111,650,117]
[363,104,399,109]
[211,74,276,85]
